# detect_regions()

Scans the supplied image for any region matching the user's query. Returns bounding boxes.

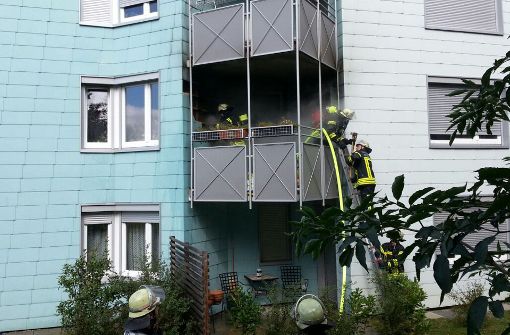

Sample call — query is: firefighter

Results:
[339,139,376,200]
[124,286,165,335]
[291,294,333,334]
[305,106,353,145]
[376,231,405,273]
[216,103,248,129]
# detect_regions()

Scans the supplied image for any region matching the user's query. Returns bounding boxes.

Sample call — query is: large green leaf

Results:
[474,235,495,264]
[409,187,435,205]
[392,175,405,201]
[467,296,488,335]
[433,255,452,302]
[355,241,368,273]
[489,300,504,318]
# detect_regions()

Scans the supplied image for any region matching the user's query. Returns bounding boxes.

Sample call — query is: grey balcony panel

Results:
[194,146,247,201]
[299,0,318,60]
[253,142,297,202]
[324,147,339,199]
[320,13,336,69]
[192,4,245,65]
[251,0,293,57]
[302,143,322,201]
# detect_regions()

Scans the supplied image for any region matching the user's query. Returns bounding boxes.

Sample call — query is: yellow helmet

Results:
[326,105,337,114]
[340,108,354,119]
[128,286,162,318]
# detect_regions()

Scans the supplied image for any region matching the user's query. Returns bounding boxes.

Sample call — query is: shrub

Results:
[448,281,485,327]
[372,272,430,335]
[263,284,298,335]
[322,287,376,335]
[228,286,262,335]
[57,254,195,335]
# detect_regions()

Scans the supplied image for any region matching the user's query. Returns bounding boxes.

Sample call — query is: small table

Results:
[244,274,278,297]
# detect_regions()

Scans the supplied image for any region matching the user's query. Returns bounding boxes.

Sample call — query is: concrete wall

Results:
[0,0,187,331]
[340,0,510,307]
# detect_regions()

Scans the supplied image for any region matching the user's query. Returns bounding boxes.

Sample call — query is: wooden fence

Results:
[170,236,210,335]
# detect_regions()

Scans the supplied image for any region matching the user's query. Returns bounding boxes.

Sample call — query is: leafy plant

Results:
[227,286,262,335]
[449,281,486,326]
[323,287,376,335]
[57,254,195,335]
[372,272,429,335]
[263,284,298,335]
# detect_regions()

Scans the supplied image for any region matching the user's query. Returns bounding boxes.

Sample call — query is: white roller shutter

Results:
[80,0,113,26]
[121,212,159,223]
[428,82,502,137]
[425,0,501,35]
[119,0,147,7]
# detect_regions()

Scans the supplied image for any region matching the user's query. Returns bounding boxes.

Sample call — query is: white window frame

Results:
[80,0,159,27]
[120,1,159,23]
[427,76,509,149]
[81,73,160,152]
[121,83,159,149]
[81,204,160,278]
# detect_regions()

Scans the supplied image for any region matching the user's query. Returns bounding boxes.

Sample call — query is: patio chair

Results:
[280,265,308,300]
[218,272,244,311]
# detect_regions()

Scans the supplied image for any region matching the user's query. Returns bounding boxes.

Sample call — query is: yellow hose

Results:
[321,128,347,314]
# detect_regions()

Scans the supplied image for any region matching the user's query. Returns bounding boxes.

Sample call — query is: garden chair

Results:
[280,265,308,301]
[219,272,244,311]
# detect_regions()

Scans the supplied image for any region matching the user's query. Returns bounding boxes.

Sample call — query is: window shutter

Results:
[428,83,502,137]
[80,0,112,26]
[425,0,500,34]
[434,212,509,252]
[122,212,159,223]
[83,213,113,225]
[119,0,147,7]
[259,204,291,263]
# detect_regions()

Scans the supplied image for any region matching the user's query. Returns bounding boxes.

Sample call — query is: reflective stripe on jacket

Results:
[347,150,376,188]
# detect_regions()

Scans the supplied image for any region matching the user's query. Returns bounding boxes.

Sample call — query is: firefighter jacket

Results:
[218,108,247,127]
[347,148,376,188]
[377,242,404,273]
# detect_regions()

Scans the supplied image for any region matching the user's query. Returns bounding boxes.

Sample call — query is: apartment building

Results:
[0,0,509,332]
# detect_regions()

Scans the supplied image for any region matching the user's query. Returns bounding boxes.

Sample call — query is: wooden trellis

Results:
[170,236,210,335]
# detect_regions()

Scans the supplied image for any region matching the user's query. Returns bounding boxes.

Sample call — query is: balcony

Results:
[188,0,344,205]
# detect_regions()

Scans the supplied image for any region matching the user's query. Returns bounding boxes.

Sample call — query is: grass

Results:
[428,311,510,335]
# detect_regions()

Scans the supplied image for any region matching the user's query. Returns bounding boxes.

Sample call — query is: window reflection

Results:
[87,89,108,143]
[149,1,158,13]
[124,4,144,18]
[151,83,159,141]
[125,85,145,142]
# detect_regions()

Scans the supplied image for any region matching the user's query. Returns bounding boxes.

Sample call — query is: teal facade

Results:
[0,0,188,331]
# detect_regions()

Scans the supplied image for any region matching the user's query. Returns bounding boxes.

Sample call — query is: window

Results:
[120,1,158,23]
[427,77,508,149]
[259,204,292,263]
[424,0,503,35]
[80,0,159,27]
[81,73,160,152]
[82,205,160,276]
[433,210,509,260]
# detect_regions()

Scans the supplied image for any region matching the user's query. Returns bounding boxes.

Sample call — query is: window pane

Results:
[86,89,108,143]
[152,223,160,264]
[151,83,159,141]
[87,224,108,259]
[124,4,144,18]
[127,222,146,271]
[149,1,158,13]
[125,85,145,142]
[259,204,291,263]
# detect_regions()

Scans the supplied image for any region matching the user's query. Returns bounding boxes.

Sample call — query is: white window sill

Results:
[79,15,159,28]
[81,146,160,153]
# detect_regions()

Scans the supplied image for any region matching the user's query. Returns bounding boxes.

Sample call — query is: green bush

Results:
[372,272,430,335]
[263,284,298,335]
[227,286,262,335]
[448,281,485,327]
[322,287,376,335]
[57,253,195,335]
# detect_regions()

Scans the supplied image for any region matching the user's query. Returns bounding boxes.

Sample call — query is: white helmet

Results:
[357,139,369,148]
[340,108,354,119]
[291,294,327,330]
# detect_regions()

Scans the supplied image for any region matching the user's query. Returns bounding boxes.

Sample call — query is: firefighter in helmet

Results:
[216,103,248,129]
[291,294,333,334]
[339,139,376,200]
[305,106,354,145]
[124,286,165,335]
[376,231,405,273]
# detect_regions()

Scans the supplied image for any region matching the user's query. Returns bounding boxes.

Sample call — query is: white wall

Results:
[340,0,510,307]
